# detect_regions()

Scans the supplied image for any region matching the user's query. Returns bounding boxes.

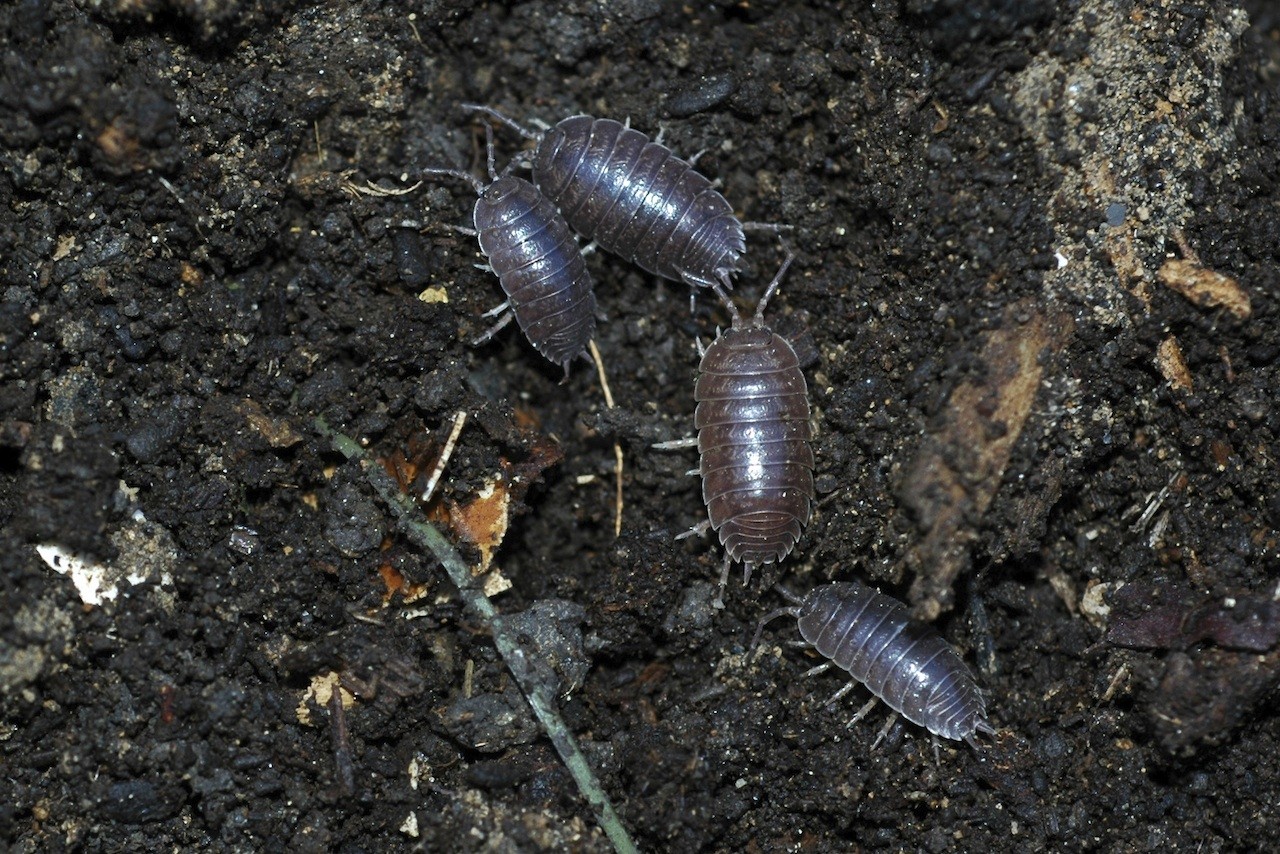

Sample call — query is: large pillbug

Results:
[753,582,995,745]
[656,249,813,607]
[465,104,779,292]
[422,126,597,376]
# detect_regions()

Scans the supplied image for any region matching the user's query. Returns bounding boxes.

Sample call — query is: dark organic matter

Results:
[4,0,1280,851]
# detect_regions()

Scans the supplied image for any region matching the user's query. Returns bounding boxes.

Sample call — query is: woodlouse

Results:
[464,104,780,293]
[657,249,813,607]
[423,126,597,376]
[753,581,995,745]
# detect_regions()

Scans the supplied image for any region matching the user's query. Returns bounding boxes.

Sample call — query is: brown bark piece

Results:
[1157,258,1251,319]
[1155,336,1194,392]
[899,301,1073,620]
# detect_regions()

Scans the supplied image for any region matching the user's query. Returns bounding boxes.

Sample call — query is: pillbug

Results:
[656,248,813,607]
[422,125,597,376]
[753,582,995,746]
[464,104,783,293]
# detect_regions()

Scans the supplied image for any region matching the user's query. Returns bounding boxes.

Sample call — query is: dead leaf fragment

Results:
[297,671,355,725]
[446,475,510,575]
[236,399,304,447]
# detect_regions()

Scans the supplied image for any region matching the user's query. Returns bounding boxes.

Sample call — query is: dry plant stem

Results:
[588,340,625,538]
[315,416,638,854]
[422,411,467,502]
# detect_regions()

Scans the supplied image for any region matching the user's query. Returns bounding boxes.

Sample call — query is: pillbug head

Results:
[699,326,799,378]
[424,117,597,375]
[532,115,597,200]
[472,175,536,232]
[797,583,850,627]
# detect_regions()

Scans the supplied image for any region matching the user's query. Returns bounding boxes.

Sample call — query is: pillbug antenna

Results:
[483,122,498,182]
[461,103,542,140]
[751,604,802,657]
[421,166,485,196]
[754,239,795,325]
[711,282,742,328]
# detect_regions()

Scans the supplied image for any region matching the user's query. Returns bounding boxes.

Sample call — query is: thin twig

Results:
[328,685,356,795]
[588,340,624,538]
[423,411,467,502]
[314,417,637,854]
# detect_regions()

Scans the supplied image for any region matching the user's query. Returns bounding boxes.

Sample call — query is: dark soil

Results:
[3,0,1279,851]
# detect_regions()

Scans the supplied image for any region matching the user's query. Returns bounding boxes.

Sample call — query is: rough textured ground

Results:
[3,0,1278,850]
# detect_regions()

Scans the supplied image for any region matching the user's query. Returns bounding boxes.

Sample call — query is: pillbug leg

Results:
[713,552,735,608]
[932,736,942,767]
[480,300,510,318]
[472,308,516,346]
[870,713,899,750]
[473,263,494,273]
[652,437,698,450]
[580,240,598,256]
[822,679,855,704]
[687,147,707,166]
[443,223,480,237]
[845,697,878,730]
[803,660,834,681]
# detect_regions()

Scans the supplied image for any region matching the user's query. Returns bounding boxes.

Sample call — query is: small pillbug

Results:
[656,248,813,607]
[422,125,597,376]
[464,104,783,293]
[753,582,995,746]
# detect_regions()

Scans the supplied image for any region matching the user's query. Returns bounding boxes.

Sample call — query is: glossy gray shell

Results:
[795,582,992,743]
[695,322,814,576]
[473,175,597,371]
[533,116,746,290]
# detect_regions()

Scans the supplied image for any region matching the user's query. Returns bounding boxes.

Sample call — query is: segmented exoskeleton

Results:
[657,248,813,607]
[422,125,597,376]
[754,582,995,745]
[463,105,785,294]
